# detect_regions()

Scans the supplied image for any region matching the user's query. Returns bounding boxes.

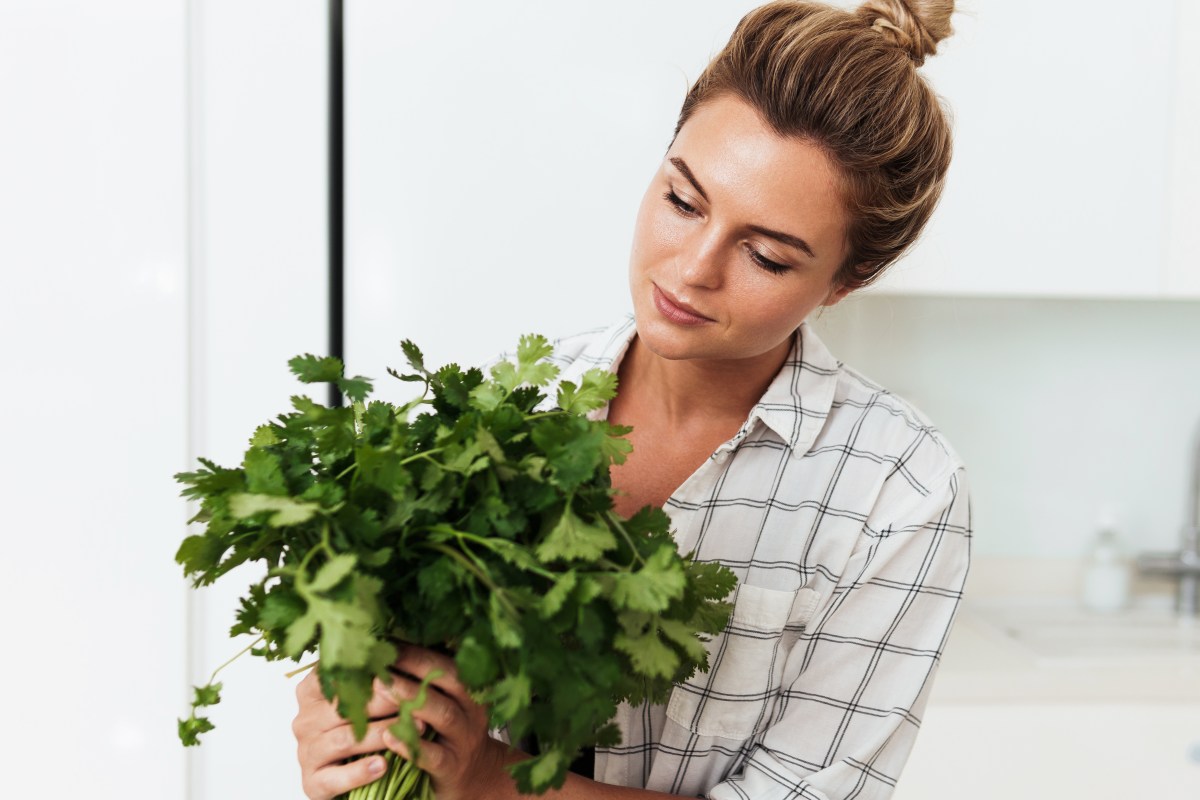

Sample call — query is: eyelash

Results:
[662,189,792,276]
[745,246,791,275]
[663,189,698,217]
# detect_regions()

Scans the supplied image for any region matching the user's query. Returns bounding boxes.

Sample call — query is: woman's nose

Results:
[675,227,725,289]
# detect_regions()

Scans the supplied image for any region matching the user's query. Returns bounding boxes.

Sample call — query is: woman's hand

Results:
[380,644,518,800]
[292,668,412,800]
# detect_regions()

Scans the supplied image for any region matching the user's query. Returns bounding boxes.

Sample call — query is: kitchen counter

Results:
[929,555,1200,703]
[934,598,1200,703]
[894,557,1200,799]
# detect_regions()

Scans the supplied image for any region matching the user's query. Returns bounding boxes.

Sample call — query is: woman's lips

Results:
[652,284,714,326]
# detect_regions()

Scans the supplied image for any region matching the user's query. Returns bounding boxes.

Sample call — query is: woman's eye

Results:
[663,190,698,217]
[747,246,791,275]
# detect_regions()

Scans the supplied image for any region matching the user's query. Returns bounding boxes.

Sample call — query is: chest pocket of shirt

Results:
[665,584,820,740]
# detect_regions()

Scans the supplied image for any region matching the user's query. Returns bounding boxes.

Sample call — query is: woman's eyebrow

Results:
[747,224,815,259]
[668,157,709,202]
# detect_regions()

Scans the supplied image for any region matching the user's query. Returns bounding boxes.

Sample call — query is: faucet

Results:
[1137,528,1199,615]
[1137,423,1200,615]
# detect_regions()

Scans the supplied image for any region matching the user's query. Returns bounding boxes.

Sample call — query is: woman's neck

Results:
[616,334,793,428]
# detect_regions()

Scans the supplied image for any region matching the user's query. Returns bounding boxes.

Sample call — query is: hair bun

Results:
[857,0,953,66]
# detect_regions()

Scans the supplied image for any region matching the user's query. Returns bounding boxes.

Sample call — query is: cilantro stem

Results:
[423,542,520,617]
[399,448,446,466]
[439,526,555,579]
[424,542,497,592]
[605,512,647,567]
[284,659,319,679]
[207,635,265,686]
[282,523,339,588]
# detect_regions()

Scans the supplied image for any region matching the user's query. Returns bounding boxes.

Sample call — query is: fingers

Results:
[294,669,425,800]
[390,644,472,707]
[294,671,404,737]
[382,726,449,774]
[301,752,389,800]
[381,722,513,798]
[301,716,399,771]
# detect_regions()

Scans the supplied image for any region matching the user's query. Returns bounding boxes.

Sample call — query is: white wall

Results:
[0,1,189,795]
[813,294,1200,558]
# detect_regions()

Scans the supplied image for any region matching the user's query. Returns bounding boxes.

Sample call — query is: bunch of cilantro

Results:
[176,335,736,798]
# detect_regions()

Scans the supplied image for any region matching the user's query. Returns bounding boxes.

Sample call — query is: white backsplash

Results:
[812,294,1200,559]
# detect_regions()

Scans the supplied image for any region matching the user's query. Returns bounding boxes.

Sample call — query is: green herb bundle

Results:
[176,335,736,797]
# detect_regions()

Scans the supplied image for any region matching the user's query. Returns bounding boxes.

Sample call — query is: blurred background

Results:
[1,0,1197,797]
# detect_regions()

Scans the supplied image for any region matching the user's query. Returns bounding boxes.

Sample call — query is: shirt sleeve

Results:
[705,466,972,800]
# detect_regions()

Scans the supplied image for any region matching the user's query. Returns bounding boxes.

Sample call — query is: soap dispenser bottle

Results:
[1081,515,1131,612]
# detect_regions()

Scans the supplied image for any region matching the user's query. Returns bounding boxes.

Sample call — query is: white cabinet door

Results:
[1165,1,1200,297]
[0,1,188,797]
[187,2,328,799]
[876,0,1187,299]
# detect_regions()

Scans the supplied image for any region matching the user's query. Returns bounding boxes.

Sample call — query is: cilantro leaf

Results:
[469,381,508,411]
[175,534,229,581]
[227,493,320,526]
[307,554,357,593]
[657,617,710,664]
[485,671,532,721]
[488,593,523,649]
[288,353,344,384]
[178,714,215,746]
[400,339,427,374]
[556,368,618,414]
[614,617,680,680]
[455,635,499,687]
[539,570,578,618]
[193,682,222,707]
[535,504,617,563]
[243,448,286,494]
[337,374,374,403]
[249,425,280,447]
[258,588,305,631]
[608,546,687,612]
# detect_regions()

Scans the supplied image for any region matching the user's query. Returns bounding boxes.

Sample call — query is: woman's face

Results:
[628,93,852,365]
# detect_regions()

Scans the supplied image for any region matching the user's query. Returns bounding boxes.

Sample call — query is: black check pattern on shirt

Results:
[531,316,971,800]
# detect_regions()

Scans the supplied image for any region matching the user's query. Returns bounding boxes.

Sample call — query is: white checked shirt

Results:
[547,315,971,800]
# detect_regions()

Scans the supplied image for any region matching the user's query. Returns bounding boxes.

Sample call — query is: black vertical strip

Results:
[328,0,345,407]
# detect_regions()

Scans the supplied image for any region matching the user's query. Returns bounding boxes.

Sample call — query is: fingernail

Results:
[367,757,386,775]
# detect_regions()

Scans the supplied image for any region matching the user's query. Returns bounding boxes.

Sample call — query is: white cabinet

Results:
[0,1,189,796]
[1165,2,1200,297]
[894,703,1200,799]
[0,2,328,798]
[188,2,328,798]
[876,0,1199,299]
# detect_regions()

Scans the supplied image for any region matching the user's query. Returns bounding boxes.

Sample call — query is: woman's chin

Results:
[632,312,719,361]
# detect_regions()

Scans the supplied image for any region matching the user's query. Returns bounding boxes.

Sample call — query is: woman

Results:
[293,1,970,797]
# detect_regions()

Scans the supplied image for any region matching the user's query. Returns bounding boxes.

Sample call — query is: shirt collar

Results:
[745,321,841,458]
[551,315,840,458]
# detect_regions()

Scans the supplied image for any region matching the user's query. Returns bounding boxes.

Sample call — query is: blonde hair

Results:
[674,0,955,290]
